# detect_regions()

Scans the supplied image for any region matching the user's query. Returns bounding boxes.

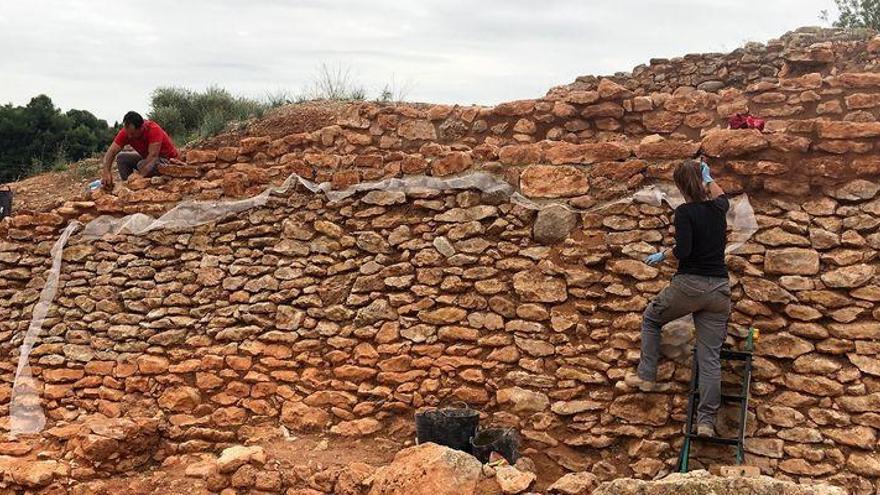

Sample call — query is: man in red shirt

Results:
[100,111,179,190]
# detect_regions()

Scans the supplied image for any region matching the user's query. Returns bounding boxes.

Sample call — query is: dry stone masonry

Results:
[1,26,880,494]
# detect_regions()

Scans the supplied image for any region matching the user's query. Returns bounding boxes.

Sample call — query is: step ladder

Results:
[677,327,758,473]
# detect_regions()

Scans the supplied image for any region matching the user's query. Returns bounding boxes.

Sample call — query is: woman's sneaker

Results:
[696,423,716,438]
[624,373,670,392]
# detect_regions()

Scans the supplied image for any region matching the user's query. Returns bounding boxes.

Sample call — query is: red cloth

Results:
[113,120,179,159]
[728,114,765,131]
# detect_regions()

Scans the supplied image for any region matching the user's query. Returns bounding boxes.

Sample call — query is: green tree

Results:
[0,95,112,183]
[822,0,880,29]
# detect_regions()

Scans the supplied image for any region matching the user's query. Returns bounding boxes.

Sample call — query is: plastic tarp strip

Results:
[10,221,80,437]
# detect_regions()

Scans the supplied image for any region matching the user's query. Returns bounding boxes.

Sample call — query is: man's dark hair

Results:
[122,111,144,128]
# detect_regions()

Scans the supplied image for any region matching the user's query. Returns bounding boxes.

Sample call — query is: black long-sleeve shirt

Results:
[672,195,729,278]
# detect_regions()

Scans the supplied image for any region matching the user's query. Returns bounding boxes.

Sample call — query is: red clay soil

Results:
[198,100,348,148]
[70,431,408,495]
[4,159,100,213]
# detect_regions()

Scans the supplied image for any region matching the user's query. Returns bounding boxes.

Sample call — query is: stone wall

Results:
[1,27,880,495]
[555,26,880,96]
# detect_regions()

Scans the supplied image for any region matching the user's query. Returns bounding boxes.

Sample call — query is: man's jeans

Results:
[116,152,167,180]
[637,274,731,426]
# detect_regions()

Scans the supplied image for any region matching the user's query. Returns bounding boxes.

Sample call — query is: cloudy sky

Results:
[1,0,835,123]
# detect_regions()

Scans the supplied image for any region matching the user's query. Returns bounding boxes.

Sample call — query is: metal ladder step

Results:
[684,434,740,446]
[690,391,745,403]
[720,349,751,361]
[677,328,757,473]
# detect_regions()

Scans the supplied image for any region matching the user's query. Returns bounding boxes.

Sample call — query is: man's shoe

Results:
[624,373,669,392]
[696,423,716,438]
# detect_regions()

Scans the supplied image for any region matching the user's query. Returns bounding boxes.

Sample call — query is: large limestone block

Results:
[609,393,670,426]
[764,248,820,275]
[521,165,589,198]
[544,142,630,165]
[701,129,768,157]
[757,332,814,359]
[818,121,880,139]
[369,443,482,495]
[512,270,567,303]
[592,470,845,495]
[397,120,437,140]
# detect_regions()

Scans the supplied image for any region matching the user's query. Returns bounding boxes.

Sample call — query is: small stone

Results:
[158,386,201,413]
[829,179,880,201]
[496,387,550,413]
[217,445,266,474]
[848,452,880,477]
[548,471,598,495]
[533,205,578,244]
[331,418,382,437]
[495,466,535,494]
[362,190,406,206]
[821,264,875,288]
[433,236,455,257]
[608,259,659,281]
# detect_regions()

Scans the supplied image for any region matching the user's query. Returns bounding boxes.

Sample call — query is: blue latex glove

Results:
[700,161,714,184]
[645,252,666,266]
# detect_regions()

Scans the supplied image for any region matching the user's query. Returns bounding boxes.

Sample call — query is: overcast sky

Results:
[1,0,835,123]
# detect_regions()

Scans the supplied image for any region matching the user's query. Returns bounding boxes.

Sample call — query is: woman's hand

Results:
[645,251,666,266]
[700,161,713,184]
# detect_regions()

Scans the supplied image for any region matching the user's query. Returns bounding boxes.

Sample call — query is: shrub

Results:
[147,86,271,144]
[298,63,368,102]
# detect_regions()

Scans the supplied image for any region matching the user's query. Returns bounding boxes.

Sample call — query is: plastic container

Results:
[87,180,102,191]
[415,404,479,454]
[470,427,519,464]
[0,186,11,219]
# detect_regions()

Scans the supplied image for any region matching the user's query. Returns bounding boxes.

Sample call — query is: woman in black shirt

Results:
[626,159,730,438]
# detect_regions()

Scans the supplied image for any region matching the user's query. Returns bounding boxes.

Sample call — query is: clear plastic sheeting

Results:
[631,182,758,254]
[80,173,516,238]
[10,221,80,437]
[320,172,514,202]
[727,194,759,254]
[8,170,759,436]
[81,174,298,238]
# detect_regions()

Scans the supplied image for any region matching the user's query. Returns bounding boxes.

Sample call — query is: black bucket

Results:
[470,427,519,464]
[415,403,479,454]
[0,187,11,220]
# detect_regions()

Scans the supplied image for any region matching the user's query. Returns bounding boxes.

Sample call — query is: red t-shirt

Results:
[113,120,179,159]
